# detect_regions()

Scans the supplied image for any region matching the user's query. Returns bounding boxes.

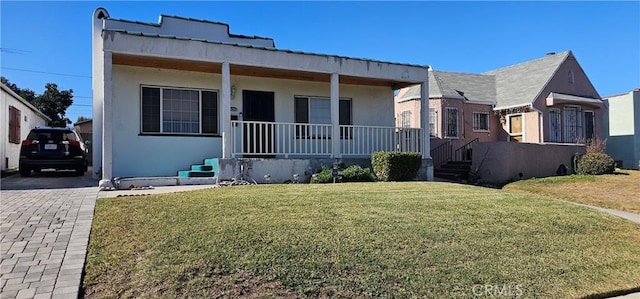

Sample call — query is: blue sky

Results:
[1,1,639,124]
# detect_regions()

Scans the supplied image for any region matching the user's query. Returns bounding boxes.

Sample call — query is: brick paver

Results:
[1,170,98,299]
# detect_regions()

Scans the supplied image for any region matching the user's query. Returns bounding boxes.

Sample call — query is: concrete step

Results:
[191,165,213,171]
[178,170,216,178]
[113,176,217,189]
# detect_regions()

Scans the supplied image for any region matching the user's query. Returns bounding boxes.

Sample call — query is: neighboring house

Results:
[73,118,92,134]
[74,118,93,166]
[395,51,605,183]
[604,88,640,169]
[1,83,50,171]
[92,8,432,185]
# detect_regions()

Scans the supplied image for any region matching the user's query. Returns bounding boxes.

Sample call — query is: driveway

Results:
[1,168,98,299]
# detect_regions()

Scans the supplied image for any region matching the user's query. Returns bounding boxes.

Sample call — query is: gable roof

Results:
[484,50,571,109]
[395,50,597,109]
[395,70,495,103]
[431,70,495,103]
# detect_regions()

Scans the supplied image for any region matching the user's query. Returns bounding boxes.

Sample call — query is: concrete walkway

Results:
[564,200,640,224]
[1,170,98,299]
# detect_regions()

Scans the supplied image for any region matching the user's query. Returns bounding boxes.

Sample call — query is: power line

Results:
[1,67,91,79]
[0,48,31,54]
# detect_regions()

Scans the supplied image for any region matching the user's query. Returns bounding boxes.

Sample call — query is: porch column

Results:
[101,51,113,183]
[420,79,430,159]
[221,61,232,158]
[331,73,341,158]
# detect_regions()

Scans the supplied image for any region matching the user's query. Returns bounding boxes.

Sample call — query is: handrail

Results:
[430,140,451,168]
[453,138,479,161]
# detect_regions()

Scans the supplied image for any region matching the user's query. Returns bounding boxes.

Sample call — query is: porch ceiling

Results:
[112,53,414,88]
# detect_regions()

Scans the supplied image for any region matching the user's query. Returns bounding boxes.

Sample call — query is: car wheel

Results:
[20,167,31,177]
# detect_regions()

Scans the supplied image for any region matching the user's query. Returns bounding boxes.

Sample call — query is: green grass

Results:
[83,183,640,298]
[504,169,640,213]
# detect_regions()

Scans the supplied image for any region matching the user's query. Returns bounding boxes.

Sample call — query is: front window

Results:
[472,112,490,131]
[294,96,352,138]
[401,110,412,128]
[141,86,218,134]
[429,108,437,137]
[549,108,561,142]
[563,106,582,143]
[445,107,458,138]
[584,110,595,141]
[509,114,523,142]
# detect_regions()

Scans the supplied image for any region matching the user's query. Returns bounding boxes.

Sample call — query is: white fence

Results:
[231,121,422,158]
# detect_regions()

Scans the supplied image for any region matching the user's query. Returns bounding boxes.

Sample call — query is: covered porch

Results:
[94,23,432,183]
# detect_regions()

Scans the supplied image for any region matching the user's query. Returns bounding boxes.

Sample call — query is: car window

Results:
[26,130,78,142]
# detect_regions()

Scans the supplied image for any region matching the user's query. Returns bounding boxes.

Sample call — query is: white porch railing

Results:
[231,121,422,158]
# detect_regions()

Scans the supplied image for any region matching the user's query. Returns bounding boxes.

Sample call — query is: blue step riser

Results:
[178,158,220,178]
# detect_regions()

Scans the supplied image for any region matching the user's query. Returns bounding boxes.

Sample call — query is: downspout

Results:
[530,104,544,143]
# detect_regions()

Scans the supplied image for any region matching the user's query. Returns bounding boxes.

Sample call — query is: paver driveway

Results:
[1,169,98,299]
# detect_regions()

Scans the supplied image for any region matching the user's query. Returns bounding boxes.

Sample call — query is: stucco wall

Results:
[533,54,605,143]
[471,141,586,185]
[1,88,49,171]
[111,65,395,177]
[605,90,639,169]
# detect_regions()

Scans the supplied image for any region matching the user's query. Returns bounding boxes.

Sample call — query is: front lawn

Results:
[504,169,640,214]
[83,183,640,298]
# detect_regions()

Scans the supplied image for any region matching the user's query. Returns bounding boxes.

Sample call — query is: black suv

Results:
[19,127,89,177]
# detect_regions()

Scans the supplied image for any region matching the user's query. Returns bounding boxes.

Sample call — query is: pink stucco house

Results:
[395,51,605,182]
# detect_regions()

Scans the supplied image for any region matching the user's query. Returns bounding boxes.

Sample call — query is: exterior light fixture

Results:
[231,84,237,99]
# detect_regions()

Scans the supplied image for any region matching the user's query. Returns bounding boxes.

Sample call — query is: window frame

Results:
[584,109,595,141]
[507,113,524,142]
[400,110,412,128]
[444,107,459,139]
[8,106,21,144]
[563,105,582,143]
[139,85,219,136]
[472,111,490,132]
[429,108,438,138]
[549,108,562,142]
[294,95,352,139]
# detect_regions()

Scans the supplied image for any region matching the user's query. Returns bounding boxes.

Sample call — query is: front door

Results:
[242,90,275,158]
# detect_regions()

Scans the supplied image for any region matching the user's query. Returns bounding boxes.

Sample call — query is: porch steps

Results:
[434,161,471,181]
[178,158,219,179]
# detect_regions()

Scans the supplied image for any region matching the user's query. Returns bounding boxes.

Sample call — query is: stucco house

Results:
[1,83,51,172]
[604,88,640,169]
[395,51,605,182]
[92,8,432,186]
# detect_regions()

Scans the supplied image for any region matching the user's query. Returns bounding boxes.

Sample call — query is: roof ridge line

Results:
[483,50,571,74]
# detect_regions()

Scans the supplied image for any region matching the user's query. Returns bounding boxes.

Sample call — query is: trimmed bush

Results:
[310,165,377,184]
[576,152,615,175]
[371,151,422,181]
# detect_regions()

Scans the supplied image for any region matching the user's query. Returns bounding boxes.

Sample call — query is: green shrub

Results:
[310,165,377,184]
[371,151,422,181]
[576,152,615,175]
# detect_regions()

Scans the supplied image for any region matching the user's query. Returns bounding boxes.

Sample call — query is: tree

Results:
[76,116,92,123]
[1,77,74,127]
[35,83,74,127]
[1,76,36,102]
